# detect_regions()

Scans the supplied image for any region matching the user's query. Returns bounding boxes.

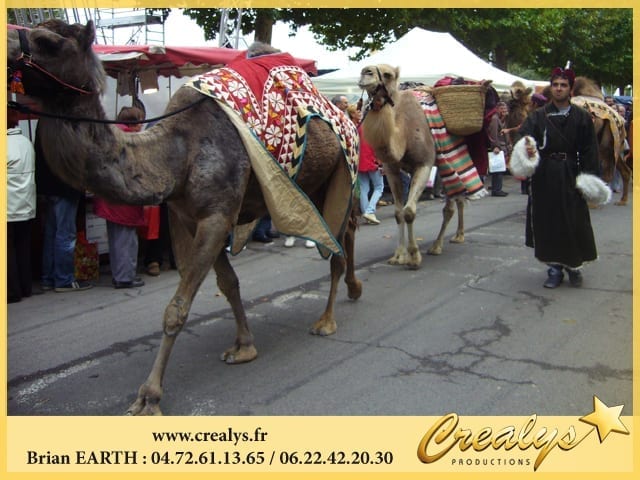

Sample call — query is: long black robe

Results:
[518,102,600,268]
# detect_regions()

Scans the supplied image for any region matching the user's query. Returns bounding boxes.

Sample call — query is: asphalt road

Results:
[6,177,633,416]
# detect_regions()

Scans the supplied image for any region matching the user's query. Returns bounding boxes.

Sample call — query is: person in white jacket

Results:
[7,108,36,303]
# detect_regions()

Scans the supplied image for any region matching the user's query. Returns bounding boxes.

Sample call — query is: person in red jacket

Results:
[93,107,146,288]
[348,104,384,225]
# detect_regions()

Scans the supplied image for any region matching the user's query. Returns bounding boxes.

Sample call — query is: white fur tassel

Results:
[576,173,612,205]
[510,136,540,178]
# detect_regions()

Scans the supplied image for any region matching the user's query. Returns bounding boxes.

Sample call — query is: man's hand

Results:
[525,136,537,158]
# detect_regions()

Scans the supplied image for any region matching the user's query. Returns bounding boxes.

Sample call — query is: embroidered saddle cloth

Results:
[412,89,487,199]
[186,52,359,256]
[571,96,626,172]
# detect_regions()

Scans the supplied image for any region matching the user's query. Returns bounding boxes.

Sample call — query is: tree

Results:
[183,8,632,88]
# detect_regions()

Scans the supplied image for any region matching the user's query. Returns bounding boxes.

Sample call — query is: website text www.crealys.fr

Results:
[151,427,268,446]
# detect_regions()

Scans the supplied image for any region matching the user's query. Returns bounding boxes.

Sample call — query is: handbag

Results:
[488,150,507,173]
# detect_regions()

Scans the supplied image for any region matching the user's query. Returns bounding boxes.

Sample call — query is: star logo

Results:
[579,395,629,442]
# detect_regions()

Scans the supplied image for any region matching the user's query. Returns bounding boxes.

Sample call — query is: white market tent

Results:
[312,27,545,96]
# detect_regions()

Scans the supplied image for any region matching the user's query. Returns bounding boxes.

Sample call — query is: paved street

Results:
[6,176,633,416]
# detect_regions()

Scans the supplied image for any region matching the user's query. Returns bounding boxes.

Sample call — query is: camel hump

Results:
[247,42,281,58]
[572,76,604,100]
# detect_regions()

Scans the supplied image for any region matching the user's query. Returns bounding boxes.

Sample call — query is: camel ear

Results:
[80,21,96,51]
[524,87,533,96]
[394,66,400,80]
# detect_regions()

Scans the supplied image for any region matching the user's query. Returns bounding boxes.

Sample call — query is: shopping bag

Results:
[74,231,100,281]
[488,150,507,173]
[426,166,437,188]
[137,205,161,240]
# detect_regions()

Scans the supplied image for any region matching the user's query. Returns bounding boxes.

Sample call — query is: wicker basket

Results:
[432,84,488,136]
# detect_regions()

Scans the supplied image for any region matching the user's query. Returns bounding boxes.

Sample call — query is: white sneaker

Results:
[305,240,315,248]
[362,213,381,225]
[284,236,296,248]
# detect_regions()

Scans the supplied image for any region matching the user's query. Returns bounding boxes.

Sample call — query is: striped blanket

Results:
[412,90,487,199]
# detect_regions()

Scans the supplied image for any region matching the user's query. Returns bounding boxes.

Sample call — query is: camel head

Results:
[7,20,105,101]
[509,80,533,105]
[358,64,400,111]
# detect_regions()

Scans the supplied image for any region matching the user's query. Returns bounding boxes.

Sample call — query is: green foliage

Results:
[182,8,632,88]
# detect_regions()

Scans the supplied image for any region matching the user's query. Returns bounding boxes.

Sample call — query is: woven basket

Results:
[432,84,487,136]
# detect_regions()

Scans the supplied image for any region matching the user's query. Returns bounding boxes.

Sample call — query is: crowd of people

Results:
[6,106,175,303]
[7,66,632,303]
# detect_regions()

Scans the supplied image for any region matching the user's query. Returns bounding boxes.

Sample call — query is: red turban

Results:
[550,67,575,87]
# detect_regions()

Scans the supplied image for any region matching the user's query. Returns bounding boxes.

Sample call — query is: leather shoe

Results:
[492,191,509,197]
[113,278,145,289]
[543,269,563,288]
[567,269,583,287]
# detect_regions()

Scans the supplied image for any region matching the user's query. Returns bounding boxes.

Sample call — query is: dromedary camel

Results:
[7,20,362,415]
[358,64,476,268]
[504,80,534,146]
[571,76,631,206]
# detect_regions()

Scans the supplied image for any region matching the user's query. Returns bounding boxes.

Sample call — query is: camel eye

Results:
[383,72,392,79]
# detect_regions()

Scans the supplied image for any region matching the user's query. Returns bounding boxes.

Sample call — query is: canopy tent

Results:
[312,27,544,96]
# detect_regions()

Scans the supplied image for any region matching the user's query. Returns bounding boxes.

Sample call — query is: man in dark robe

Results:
[515,67,600,288]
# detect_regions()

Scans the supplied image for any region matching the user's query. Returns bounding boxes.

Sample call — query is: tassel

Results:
[10,71,25,94]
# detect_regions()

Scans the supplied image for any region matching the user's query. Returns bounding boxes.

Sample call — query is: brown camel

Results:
[504,80,534,146]
[571,76,631,206]
[8,20,362,415]
[358,64,467,268]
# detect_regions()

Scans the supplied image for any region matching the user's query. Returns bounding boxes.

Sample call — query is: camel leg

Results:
[342,210,363,301]
[615,160,632,206]
[127,213,230,416]
[216,252,257,364]
[385,169,409,265]
[428,197,455,255]
[310,253,345,336]
[311,205,362,335]
[402,164,431,269]
[449,197,465,243]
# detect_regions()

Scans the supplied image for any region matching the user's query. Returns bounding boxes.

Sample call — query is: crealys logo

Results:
[417,395,629,471]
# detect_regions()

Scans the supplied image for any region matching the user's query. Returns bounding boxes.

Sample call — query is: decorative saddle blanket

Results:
[187,52,358,180]
[185,52,359,257]
[572,95,626,163]
[412,90,486,199]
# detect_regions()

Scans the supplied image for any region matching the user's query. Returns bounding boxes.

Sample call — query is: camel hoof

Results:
[127,384,163,416]
[347,279,363,300]
[427,245,442,255]
[450,234,464,244]
[309,315,337,336]
[220,344,258,364]
[388,247,409,265]
[388,256,401,265]
[127,403,163,416]
[614,200,627,206]
[127,396,163,416]
[406,250,422,269]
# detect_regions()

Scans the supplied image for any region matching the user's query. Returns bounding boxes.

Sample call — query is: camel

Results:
[504,80,534,146]
[571,76,631,206]
[7,20,362,415]
[358,64,479,268]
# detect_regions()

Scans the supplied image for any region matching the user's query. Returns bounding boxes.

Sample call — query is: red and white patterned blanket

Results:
[186,52,358,181]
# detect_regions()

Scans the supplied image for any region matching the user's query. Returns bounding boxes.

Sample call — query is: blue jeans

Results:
[41,195,80,288]
[358,170,384,215]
